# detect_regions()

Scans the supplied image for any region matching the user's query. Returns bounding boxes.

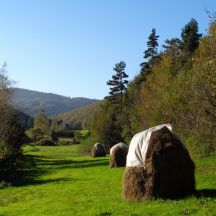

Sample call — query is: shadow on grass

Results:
[29,155,109,169]
[9,155,109,187]
[30,156,109,169]
[13,177,74,187]
[196,189,216,198]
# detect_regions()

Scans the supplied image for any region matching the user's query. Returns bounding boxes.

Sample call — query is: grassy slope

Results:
[0,146,215,216]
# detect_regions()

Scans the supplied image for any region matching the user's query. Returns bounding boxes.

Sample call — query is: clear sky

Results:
[0,0,215,99]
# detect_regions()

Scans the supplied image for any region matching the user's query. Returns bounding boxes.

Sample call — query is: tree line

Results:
[90,16,216,158]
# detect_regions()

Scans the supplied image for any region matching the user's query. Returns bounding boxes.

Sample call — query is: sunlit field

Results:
[0,145,215,216]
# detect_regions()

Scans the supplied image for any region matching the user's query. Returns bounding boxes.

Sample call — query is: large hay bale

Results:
[123,125,195,200]
[91,143,106,157]
[109,142,128,168]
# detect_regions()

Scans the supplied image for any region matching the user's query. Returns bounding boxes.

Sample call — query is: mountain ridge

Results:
[11,88,100,117]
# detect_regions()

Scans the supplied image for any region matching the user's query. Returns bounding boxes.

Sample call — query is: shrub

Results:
[0,105,26,181]
[36,139,56,146]
[79,136,98,156]
[26,128,43,142]
[57,139,73,146]
[50,130,58,142]
[184,133,215,159]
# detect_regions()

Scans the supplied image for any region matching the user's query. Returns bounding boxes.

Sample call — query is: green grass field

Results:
[0,145,215,216]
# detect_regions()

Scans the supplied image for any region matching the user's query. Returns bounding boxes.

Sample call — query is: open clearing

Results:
[0,145,215,216]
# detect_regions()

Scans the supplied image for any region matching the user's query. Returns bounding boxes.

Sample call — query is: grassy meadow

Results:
[0,145,215,216]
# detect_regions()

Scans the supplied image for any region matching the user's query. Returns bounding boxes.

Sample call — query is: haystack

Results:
[91,143,106,157]
[109,142,128,168]
[123,124,195,200]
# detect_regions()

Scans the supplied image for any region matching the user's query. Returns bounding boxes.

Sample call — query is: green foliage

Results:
[79,136,98,155]
[0,62,13,105]
[91,19,215,159]
[143,28,159,59]
[102,18,216,160]
[184,134,214,159]
[16,111,34,129]
[26,128,43,142]
[69,131,81,144]
[140,28,159,81]
[36,139,56,146]
[181,18,202,54]
[53,101,101,130]
[57,137,74,146]
[106,61,129,108]
[118,18,215,158]
[92,61,129,147]
[91,101,123,148]
[0,105,26,181]
[50,130,58,142]
[54,129,74,138]
[78,129,90,138]
[180,18,202,69]
[34,107,51,135]
[0,68,26,181]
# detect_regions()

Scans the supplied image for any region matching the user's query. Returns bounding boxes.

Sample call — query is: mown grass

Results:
[0,145,215,216]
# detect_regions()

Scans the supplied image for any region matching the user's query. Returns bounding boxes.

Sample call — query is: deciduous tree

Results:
[34,107,51,135]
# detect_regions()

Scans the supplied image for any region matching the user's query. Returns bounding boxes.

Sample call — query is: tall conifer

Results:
[106,61,129,110]
[181,18,202,54]
[140,28,159,80]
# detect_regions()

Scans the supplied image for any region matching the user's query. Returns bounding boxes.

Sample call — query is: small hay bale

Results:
[91,143,106,157]
[123,125,195,200]
[109,143,128,168]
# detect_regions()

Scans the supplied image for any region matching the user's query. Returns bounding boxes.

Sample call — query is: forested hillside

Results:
[90,17,216,159]
[53,101,101,129]
[11,88,99,116]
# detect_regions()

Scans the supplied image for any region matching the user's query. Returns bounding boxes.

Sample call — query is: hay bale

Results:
[123,166,147,200]
[123,126,195,200]
[109,143,128,168]
[91,143,106,157]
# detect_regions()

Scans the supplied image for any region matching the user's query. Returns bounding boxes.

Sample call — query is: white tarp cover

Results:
[126,124,172,167]
[110,142,127,155]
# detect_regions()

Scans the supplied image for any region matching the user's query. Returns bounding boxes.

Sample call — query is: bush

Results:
[79,136,98,156]
[36,139,56,146]
[184,133,215,159]
[50,130,58,142]
[54,129,74,138]
[0,105,26,181]
[57,139,73,146]
[26,128,43,142]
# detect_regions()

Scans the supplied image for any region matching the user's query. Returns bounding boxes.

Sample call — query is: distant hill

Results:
[11,88,100,116]
[53,101,102,129]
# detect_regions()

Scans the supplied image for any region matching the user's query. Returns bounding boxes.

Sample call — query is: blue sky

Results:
[0,0,215,99]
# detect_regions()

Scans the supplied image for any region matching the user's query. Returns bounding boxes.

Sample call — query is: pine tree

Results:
[163,38,181,54]
[181,18,202,54]
[106,61,129,110]
[144,28,159,59]
[140,28,159,81]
